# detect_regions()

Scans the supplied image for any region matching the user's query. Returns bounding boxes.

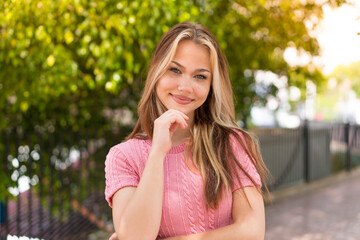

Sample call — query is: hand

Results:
[109,232,117,240]
[151,109,189,155]
[161,236,185,240]
[109,232,183,240]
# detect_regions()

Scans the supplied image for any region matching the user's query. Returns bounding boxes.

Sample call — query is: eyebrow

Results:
[171,61,210,73]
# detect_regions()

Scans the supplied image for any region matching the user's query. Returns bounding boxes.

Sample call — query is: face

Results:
[155,40,212,122]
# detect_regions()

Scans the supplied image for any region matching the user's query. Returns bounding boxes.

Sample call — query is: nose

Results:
[177,75,192,93]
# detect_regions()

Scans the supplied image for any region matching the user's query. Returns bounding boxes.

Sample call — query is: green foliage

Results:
[288,65,326,100]
[199,0,338,123]
[315,90,341,121]
[0,0,347,131]
[315,61,360,121]
[0,0,205,131]
[330,61,360,97]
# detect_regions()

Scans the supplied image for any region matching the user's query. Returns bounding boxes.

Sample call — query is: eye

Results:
[170,67,181,74]
[195,74,207,80]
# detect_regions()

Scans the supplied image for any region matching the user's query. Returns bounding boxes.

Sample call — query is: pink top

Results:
[105,132,261,238]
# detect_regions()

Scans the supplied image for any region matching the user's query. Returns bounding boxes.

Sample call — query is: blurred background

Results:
[0,0,359,239]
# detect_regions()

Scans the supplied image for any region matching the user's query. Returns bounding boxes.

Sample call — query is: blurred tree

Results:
[0,0,347,131]
[202,0,346,125]
[330,61,360,97]
[0,0,204,132]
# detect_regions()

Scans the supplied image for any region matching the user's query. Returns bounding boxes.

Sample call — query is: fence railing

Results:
[0,127,131,240]
[254,121,360,191]
[1,121,360,239]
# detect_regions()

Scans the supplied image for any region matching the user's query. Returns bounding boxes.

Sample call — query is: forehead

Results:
[172,40,211,69]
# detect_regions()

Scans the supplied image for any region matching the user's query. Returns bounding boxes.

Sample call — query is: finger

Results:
[169,113,188,129]
[173,109,189,121]
[160,111,188,129]
[179,118,188,129]
[170,110,189,127]
[169,121,179,134]
[165,109,189,121]
[109,232,118,240]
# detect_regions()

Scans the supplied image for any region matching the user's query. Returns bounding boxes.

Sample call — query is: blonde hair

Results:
[127,21,269,208]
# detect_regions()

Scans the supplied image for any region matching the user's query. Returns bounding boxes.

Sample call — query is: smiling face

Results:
[155,40,212,122]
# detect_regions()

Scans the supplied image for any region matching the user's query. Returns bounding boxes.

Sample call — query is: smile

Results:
[170,94,194,105]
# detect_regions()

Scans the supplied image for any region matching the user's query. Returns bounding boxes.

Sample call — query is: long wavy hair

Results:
[127,21,269,209]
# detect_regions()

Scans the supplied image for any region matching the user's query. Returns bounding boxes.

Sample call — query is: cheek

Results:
[196,84,211,100]
[155,79,167,98]
[156,77,174,93]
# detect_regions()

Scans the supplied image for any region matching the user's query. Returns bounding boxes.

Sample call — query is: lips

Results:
[170,94,194,104]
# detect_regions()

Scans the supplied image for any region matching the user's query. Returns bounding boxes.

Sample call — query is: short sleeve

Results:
[230,131,262,192]
[105,145,139,207]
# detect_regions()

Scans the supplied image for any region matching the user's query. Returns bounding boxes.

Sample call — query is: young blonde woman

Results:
[105,21,269,240]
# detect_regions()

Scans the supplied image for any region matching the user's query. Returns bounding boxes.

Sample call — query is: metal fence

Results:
[0,127,131,239]
[1,121,360,239]
[254,121,360,191]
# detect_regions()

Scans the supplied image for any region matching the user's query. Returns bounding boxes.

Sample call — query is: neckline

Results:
[144,139,187,154]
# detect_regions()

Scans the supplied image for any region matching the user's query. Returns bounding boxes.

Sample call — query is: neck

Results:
[171,115,194,146]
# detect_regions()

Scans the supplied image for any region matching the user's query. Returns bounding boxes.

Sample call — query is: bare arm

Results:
[111,109,189,240]
[162,186,265,240]
[112,150,166,240]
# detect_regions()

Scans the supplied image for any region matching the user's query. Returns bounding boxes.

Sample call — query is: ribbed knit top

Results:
[105,133,261,238]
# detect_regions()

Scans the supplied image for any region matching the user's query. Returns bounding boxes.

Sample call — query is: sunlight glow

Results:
[283,1,360,74]
[315,1,360,74]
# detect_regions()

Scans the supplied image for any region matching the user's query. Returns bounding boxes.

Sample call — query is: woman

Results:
[105,21,269,240]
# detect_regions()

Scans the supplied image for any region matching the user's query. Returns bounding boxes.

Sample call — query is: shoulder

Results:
[228,128,248,147]
[227,128,262,187]
[108,138,148,155]
[227,128,257,171]
[106,138,150,164]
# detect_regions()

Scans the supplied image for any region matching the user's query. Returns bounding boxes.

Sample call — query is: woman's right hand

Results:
[151,109,189,155]
[108,232,117,240]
